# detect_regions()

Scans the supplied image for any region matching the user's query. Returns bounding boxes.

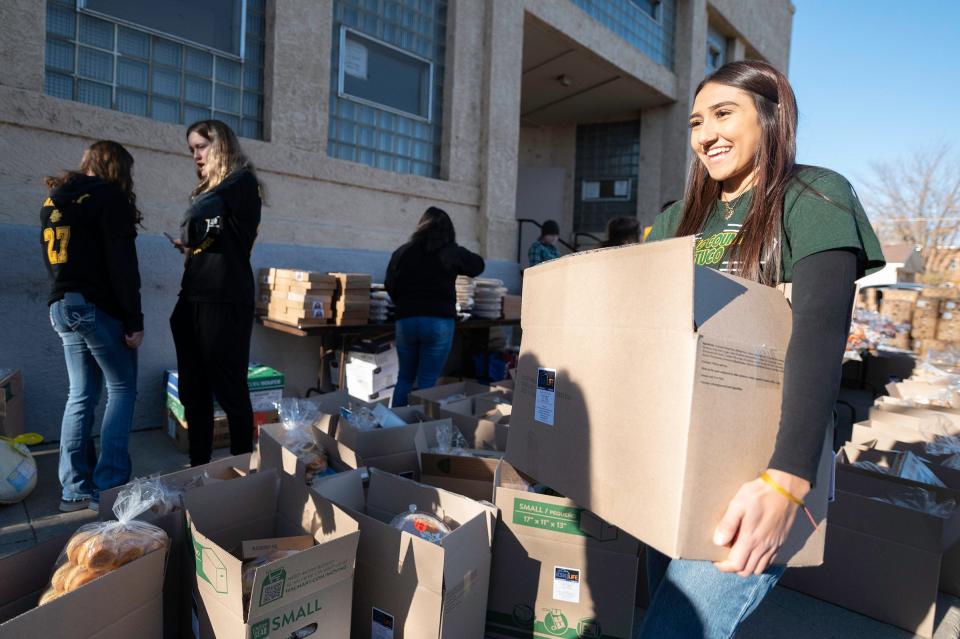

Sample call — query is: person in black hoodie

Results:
[169,120,261,466]
[385,207,485,406]
[43,140,143,513]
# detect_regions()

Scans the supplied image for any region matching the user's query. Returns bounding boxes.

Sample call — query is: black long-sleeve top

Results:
[42,176,143,333]
[385,241,485,319]
[179,168,261,305]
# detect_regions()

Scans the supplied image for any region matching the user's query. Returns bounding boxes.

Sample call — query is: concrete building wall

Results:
[0,0,793,439]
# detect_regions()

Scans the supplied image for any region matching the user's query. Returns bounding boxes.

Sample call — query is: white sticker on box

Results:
[535,368,557,426]
[553,566,581,603]
[372,607,394,639]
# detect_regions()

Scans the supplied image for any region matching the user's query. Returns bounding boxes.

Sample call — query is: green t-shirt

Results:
[647,167,885,281]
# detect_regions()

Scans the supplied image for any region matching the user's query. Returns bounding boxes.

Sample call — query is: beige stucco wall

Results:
[0,0,525,260]
[709,0,795,72]
[518,124,577,235]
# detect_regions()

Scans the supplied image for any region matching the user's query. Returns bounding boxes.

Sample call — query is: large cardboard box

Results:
[409,381,497,419]
[505,237,830,564]
[869,403,960,433]
[333,405,450,479]
[258,422,357,484]
[781,456,960,637]
[184,468,360,639]
[345,359,399,397]
[0,369,23,438]
[486,472,641,639]
[438,394,512,451]
[0,528,167,638]
[98,454,255,639]
[314,468,494,639]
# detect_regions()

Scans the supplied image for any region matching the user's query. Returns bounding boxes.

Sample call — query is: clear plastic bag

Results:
[899,451,947,487]
[38,479,170,606]
[871,486,957,518]
[277,399,327,483]
[389,504,451,544]
[921,417,960,457]
[850,460,888,475]
[943,453,960,470]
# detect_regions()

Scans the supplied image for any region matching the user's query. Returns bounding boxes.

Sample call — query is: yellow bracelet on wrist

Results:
[759,471,818,529]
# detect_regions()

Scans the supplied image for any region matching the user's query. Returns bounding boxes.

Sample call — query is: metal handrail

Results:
[573,231,603,250]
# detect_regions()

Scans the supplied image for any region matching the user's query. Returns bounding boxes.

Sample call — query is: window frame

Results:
[627,0,662,24]
[336,25,435,124]
[76,0,247,62]
[581,178,634,203]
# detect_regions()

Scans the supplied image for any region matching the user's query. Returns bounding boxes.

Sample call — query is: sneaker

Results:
[59,497,91,513]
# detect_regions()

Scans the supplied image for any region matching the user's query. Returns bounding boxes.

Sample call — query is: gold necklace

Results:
[721,191,747,220]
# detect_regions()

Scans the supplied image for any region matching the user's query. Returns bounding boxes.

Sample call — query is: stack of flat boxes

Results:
[259,268,336,327]
[330,272,372,326]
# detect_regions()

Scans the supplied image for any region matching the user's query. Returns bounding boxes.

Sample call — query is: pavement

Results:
[1,425,959,638]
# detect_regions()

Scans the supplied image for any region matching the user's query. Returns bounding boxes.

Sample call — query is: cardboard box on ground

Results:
[409,393,642,639]
[505,236,830,565]
[485,463,641,639]
[781,443,960,638]
[184,467,360,639]
[98,454,257,639]
[311,390,454,480]
[0,369,23,438]
[0,526,167,639]
[314,468,495,639]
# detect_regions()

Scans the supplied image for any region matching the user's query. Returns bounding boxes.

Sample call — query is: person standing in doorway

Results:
[169,120,261,466]
[527,219,561,266]
[386,207,485,406]
[43,140,143,513]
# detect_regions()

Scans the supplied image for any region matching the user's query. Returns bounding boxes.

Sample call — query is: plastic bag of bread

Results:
[38,479,170,606]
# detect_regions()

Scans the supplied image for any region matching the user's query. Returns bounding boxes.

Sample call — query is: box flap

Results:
[520,237,696,332]
[693,267,792,347]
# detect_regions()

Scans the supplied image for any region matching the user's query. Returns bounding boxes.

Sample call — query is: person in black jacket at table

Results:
[43,140,143,513]
[385,207,485,406]
[168,120,261,466]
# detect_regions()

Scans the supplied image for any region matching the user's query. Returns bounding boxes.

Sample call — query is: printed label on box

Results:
[259,568,287,606]
[512,498,584,536]
[553,566,581,603]
[372,607,394,639]
[535,368,557,426]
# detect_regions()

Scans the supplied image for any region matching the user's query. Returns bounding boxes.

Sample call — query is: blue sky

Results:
[790,1,960,193]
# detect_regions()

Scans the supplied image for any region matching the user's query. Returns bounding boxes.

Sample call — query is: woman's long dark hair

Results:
[46,140,142,225]
[675,60,798,285]
[410,206,455,252]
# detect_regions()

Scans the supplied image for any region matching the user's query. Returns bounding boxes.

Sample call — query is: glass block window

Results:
[706,24,727,76]
[43,0,265,139]
[328,0,447,179]
[574,120,641,233]
[569,0,676,69]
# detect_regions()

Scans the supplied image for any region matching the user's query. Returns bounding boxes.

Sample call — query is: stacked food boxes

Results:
[330,272,372,326]
[369,284,392,323]
[164,364,283,452]
[501,294,521,321]
[455,275,475,313]
[472,279,507,319]
[259,268,336,327]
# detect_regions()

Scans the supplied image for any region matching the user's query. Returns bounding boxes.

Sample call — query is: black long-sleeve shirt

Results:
[385,241,485,319]
[767,249,857,484]
[42,176,143,333]
[179,168,261,305]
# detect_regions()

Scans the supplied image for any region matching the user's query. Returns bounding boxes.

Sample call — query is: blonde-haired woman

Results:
[169,120,261,466]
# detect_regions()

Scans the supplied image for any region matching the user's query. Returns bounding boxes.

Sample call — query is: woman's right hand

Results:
[124,331,144,349]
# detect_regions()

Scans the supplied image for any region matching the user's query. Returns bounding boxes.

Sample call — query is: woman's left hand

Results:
[712,469,810,577]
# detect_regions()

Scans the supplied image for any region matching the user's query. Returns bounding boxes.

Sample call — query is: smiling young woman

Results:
[642,61,885,638]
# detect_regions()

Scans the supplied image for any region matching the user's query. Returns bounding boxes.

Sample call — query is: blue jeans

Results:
[638,548,784,638]
[392,317,455,406]
[50,294,137,502]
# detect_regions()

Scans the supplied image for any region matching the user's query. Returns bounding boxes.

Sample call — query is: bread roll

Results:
[64,566,103,591]
[38,588,63,606]
[50,562,74,593]
[65,529,97,563]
